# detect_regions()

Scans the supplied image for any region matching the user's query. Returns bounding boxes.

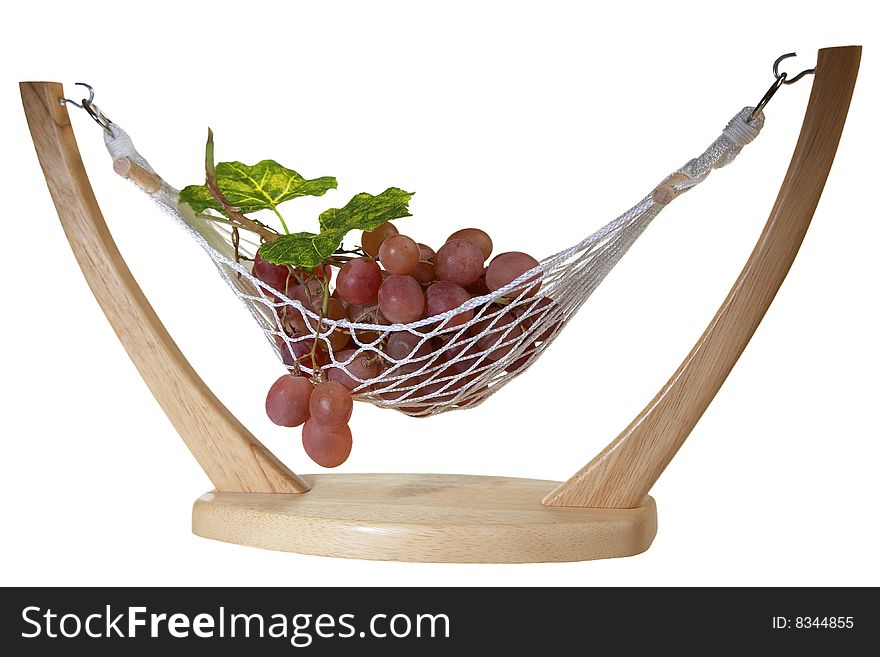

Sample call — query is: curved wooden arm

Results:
[545,46,861,509]
[21,81,309,495]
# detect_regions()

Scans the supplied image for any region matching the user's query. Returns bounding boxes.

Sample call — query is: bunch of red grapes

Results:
[256,222,543,467]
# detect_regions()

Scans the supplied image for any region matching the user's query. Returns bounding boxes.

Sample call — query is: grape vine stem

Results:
[203,128,279,243]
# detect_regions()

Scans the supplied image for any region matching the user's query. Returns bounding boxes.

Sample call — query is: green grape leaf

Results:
[319,187,414,233]
[258,230,346,269]
[258,188,415,268]
[180,160,337,215]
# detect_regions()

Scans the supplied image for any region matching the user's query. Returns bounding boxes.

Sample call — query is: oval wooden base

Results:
[192,473,657,563]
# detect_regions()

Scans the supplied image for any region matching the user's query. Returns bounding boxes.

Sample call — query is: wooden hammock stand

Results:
[20,46,860,562]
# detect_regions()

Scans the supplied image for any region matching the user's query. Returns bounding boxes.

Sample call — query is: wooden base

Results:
[192,473,657,563]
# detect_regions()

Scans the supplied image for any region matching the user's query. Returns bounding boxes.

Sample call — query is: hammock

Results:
[104,107,763,417]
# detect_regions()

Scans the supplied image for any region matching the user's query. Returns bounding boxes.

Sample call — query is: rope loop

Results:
[724,107,763,147]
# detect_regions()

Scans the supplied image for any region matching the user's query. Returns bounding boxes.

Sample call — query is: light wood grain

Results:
[21,81,309,495]
[193,474,656,562]
[544,46,861,509]
[112,156,161,194]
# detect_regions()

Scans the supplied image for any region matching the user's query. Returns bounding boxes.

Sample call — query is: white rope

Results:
[104,107,764,416]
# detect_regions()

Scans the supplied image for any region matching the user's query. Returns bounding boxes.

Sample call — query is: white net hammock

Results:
[104,106,763,417]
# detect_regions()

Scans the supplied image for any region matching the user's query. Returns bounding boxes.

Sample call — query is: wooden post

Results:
[21,81,310,495]
[544,46,861,509]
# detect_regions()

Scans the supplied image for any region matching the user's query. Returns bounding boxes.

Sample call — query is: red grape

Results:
[346,302,374,323]
[378,374,425,405]
[378,234,420,275]
[276,336,299,368]
[283,279,327,334]
[386,330,433,365]
[505,341,538,374]
[279,299,311,335]
[410,261,437,286]
[472,309,524,360]
[309,380,353,427]
[302,419,352,467]
[425,281,473,327]
[361,222,398,257]
[434,239,484,287]
[513,296,561,342]
[485,251,541,297]
[265,374,313,427]
[253,253,291,291]
[288,277,325,311]
[313,298,351,352]
[275,335,327,370]
[336,257,383,305]
[447,228,493,260]
[309,263,333,283]
[411,244,437,286]
[465,267,490,295]
[328,348,383,390]
[347,303,382,345]
[418,243,436,262]
[378,275,425,323]
[435,336,482,374]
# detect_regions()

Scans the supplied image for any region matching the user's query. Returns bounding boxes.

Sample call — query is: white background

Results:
[2,1,877,586]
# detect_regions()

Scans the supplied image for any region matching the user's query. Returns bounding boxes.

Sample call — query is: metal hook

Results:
[773,52,816,85]
[750,52,815,121]
[59,82,114,135]
[59,82,95,110]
